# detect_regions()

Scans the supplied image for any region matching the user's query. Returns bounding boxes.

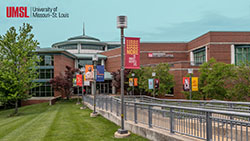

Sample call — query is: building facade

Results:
[24,31,250,105]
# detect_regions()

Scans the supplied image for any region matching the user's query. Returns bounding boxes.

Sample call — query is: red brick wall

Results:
[53,54,75,97]
[210,32,250,42]
[209,44,231,64]
[188,32,210,50]
[21,100,49,106]
[101,48,121,73]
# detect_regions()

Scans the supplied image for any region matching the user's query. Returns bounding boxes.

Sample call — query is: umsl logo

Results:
[6,7,29,18]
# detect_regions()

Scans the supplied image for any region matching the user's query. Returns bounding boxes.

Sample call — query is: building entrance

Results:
[97,83,109,94]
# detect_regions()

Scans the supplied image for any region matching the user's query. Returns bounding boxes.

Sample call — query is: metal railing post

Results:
[148,105,152,128]
[170,108,174,133]
[134,103,137,124]
[110,97,113,112]
[105,97,108,111]
[206,112,212,141]
[116,100,119,116]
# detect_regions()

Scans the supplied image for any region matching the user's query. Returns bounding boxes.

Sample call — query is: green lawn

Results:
[0,100,148,141]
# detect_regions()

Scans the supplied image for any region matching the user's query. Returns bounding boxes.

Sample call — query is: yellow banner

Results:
[129,78,133,86]
[192,77,198,91]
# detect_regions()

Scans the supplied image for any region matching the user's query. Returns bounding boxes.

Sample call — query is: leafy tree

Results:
[154,63,174,96]
[198,58,235,100]
[50,66,79,100]
[228,62,250,101]
[0,23,40,115]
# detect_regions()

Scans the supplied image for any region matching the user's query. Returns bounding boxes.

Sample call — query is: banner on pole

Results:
[192,77,198,91]
[73,78,76,86]
[183,77,190,91]
[85,65,94,81]
[148,79,154,89]
[96,65,104,82]
[154,79,159,89]
[76,74,83,86]
[125,37,140,69]
[129,78,133,86]
[134,78,138,86]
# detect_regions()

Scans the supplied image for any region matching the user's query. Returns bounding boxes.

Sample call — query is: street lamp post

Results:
[115,15,130,137]
[132,73,135,95]
[91,54,98,117]
[188,69,193,100]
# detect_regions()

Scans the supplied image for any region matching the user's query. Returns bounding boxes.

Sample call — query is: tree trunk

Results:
[14,100,18,115]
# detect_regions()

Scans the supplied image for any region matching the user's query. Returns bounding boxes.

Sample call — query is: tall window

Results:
[193,47,206,65]
[235,45,250,65]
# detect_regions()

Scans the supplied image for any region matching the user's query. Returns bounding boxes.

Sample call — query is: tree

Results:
[50,66,79,100]
[0,23,40,115]
[228,62,250,101]
[154,63,174,96]
[198,58,235,100]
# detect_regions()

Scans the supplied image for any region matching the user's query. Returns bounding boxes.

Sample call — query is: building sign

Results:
[134,78,138,86]
[183,77,190,91]
[148,79,154,89]
[96,65,104,82]
[125,37,140,69]
[148,53,174,58]
[85,65,94,81]
[192,77,198,91]
[76,74,83,86]
[129,78,133,86]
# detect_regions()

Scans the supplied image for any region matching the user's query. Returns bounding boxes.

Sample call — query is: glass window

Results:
[59,44,77,49]
[193,47,206,65]
[38,69,54,79]
[235,45,250,65]
[81,44,104,50]
[29,82,54,97]
[38,55,54,66]
[78,60,93,68]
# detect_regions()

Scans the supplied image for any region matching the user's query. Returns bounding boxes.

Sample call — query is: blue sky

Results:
[1,0,250,47]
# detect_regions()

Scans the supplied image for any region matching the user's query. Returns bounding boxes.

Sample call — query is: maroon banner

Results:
[125,37,140,69]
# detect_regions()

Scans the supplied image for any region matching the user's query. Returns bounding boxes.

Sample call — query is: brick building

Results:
[23,31,250,105]
[102,31,250,99]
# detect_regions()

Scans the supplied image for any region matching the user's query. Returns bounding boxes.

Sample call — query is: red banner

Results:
[76,74,83,86]
[125,37,140,69]
[183,77,190,91]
